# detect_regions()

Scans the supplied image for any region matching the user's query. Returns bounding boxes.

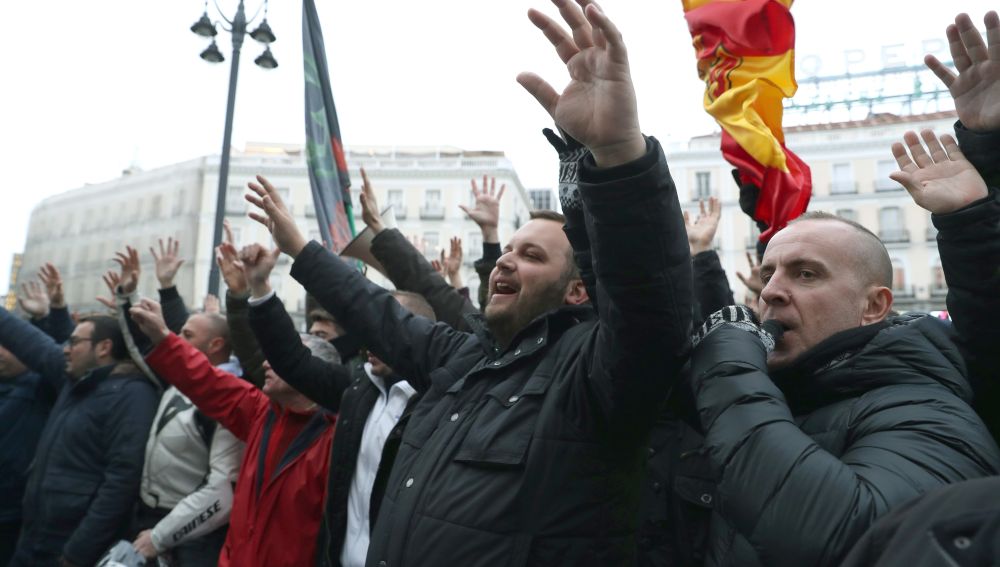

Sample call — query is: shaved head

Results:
[789,212,892,288]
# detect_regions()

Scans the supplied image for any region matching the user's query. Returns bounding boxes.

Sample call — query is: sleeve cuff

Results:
[248,289,277,307]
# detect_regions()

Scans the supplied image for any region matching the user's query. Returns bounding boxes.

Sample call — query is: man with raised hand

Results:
[129,297,338,567]
[681,29,1000,561]
[244,1,691,564]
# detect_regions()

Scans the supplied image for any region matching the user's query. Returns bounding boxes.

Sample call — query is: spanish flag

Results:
[683,0,811,243]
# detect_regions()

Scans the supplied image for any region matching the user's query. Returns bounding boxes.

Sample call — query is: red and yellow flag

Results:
[683,0,811,242]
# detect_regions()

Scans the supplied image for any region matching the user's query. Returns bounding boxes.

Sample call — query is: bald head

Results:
[788,212,892,289]
[181,313,232,365]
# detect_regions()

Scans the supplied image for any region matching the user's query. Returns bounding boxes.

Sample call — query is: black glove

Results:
[692,304,784,353]
[543,127,591,214]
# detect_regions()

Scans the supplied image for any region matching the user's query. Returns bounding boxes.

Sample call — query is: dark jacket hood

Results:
[773,314,971,414]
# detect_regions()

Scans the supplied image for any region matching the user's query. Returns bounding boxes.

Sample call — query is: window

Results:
[387,189,405,218]
[931,258,947,293]
[529,189,553,210]
[150,195,162,219]
[421,190,444,219]
[835,208,858,223]
[226,185,247,214]
[891,258,907,293]
[875,160,899,191]
[746,222,761,250]
[467,231,483,264]
[173,190,187,216]
[422,231,440,256]
[879,207,908,242]
[831,163,856,194]
[695,171,712,200]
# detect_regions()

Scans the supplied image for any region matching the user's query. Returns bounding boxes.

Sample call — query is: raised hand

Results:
[203,294,221,314]
[926,12,1000,131]
[684,197,722,255]
[151,237,185,289]
[890,129,989,214]
[737,251,764,298]
[459,175,504,243]
[38,263,65,309]
[359,167,386,233]
[216,219,248,295]
[129,298,170,346]
[246,175,307,257]
[96,270,121,312]
[239,243,281,298]
[517,0,644,167]
[112,246,141,295]
[18,280,50,319]
[442,237,464,288]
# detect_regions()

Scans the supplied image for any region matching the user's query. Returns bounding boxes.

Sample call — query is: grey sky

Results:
[2,0,992,293]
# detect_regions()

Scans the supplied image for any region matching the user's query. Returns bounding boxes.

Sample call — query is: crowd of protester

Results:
[2,2,999,566]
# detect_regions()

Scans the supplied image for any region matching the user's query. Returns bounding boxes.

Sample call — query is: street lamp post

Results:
[190,0,277,297]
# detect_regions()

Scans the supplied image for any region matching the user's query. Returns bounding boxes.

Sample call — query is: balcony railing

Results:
[879,229,910,243]
[891,285,916,298]
[304,204,316,218]
[830,181,858,195]
[874,179,902,192]
[388,204,407,220]
[691,190,715,202]
[420,205,445,220]
[930,285,948,297]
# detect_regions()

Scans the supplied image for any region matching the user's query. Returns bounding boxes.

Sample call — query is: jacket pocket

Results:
[453,372,552,467]
[400,368,454,450]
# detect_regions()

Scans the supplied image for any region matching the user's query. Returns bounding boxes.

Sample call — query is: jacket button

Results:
[652,481,662,493]
[449,413,459,422]
[700,493,713,505]
[536,337,544,344]
[493,361,502,366]
[405,478,414,488]
[953,536,972,549]
[379,562,387,567]
[508,395,519,403]
[647,447,656,457]
[514,349,522,356]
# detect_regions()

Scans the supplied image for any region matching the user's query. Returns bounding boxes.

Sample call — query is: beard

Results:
[485,278,569,347]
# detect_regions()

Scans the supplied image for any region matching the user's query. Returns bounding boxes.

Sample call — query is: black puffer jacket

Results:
[689,314,1000,567]
[291,138,692,567]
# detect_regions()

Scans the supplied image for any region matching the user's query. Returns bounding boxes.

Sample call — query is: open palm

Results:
[926,12,1000,130]
[890,130,988,215]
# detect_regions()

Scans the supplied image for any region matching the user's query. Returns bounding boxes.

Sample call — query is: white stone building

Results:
[666,110,958,312]
[19,143,533,322]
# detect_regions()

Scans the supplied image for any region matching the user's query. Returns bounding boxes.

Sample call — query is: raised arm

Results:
[130,298,269,441]
[241,243,354,410]
[243,176,471,391]
[0,306,66,400]
[361,167,477,330]
[890,129,1000,437]
[462,175,505,310]
[152,237,190,333]
[31,263,74,343]
[685,197,735,322]
[519,0,692,434]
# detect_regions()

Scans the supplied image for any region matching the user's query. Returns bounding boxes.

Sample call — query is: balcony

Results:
[925,226,938,241]
[879,229,910,243]
[874,178,902,192]
[304,204,316,218]
[388,204,407,220]
[930,285,948,297]
[830,181,858,195]
[420,204,445,220]
[690,190,715,202]
[891,285,916,298]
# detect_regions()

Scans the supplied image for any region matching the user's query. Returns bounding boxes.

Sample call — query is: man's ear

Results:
[208,336,225,356]
[563,279,589,306]
[861,286,893,325]
[93,338,114,359]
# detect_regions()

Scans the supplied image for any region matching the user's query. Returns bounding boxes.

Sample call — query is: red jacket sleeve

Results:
[146,333,268,442]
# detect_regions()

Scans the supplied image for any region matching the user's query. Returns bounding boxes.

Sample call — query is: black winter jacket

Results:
[291,138,692,567]
[4,313,158,567]
[688,313,1000,567]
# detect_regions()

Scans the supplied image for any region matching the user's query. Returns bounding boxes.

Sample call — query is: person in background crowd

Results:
[236,241,435,567]
[129,295,339,567]
[107,242,246,567]
[2,306,158,567]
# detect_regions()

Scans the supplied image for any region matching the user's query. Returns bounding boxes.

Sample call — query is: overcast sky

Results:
[2,0,994,293]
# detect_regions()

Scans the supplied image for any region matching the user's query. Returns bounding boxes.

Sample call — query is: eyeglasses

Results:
[67,337,93,347]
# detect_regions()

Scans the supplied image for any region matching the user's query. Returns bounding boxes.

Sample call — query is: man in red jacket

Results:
[129,298,339,567]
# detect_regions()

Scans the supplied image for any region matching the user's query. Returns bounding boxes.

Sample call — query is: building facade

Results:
[20,143,533,322]
[666,110,958,312]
